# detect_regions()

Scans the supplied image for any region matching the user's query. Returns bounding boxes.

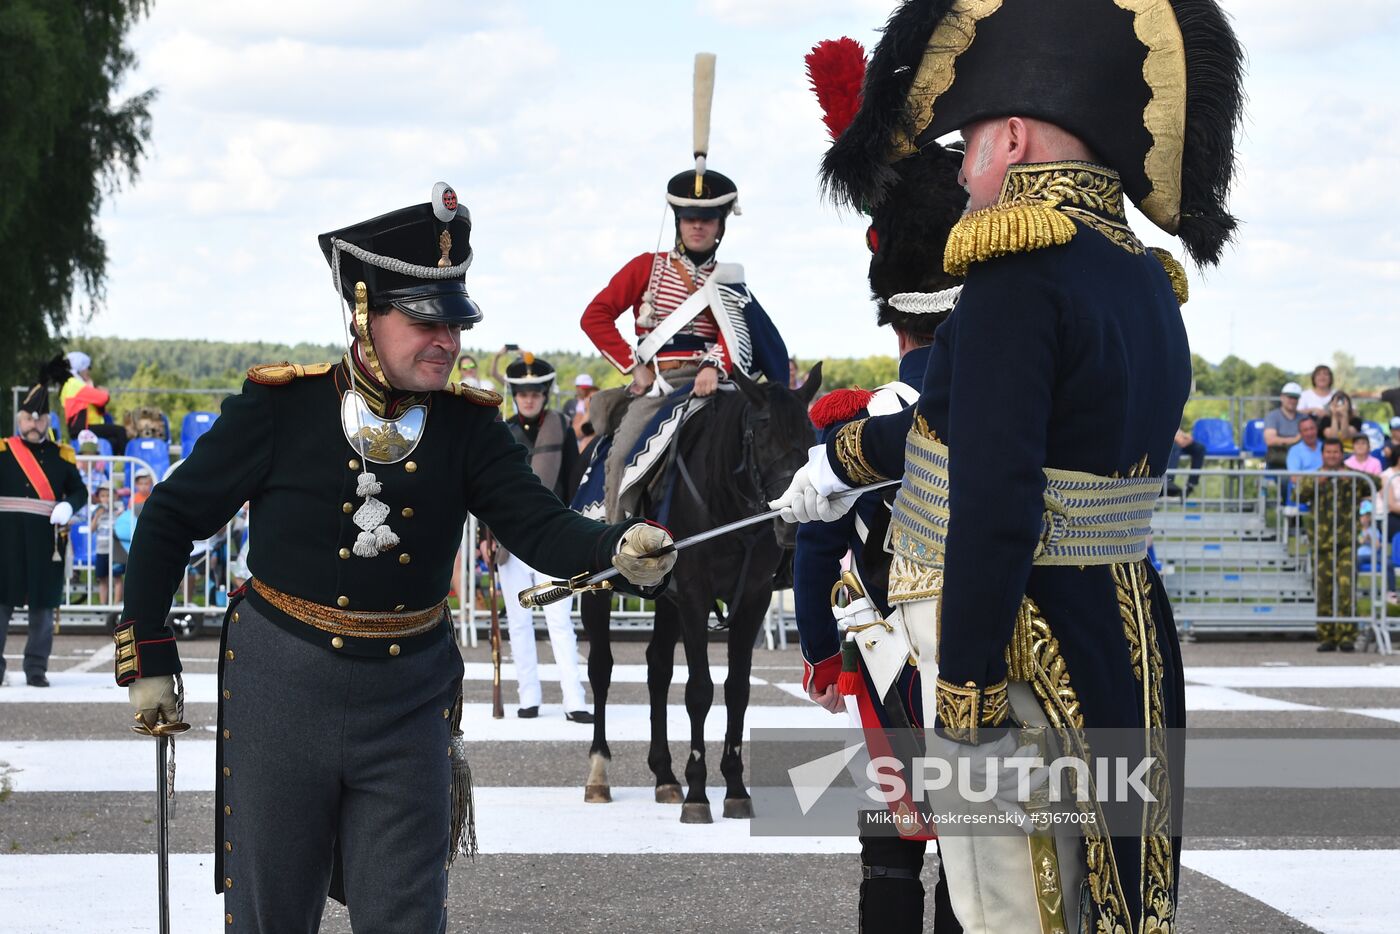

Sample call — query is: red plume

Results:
[806,38,868,142]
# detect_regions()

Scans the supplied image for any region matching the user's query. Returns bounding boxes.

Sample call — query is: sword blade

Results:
[586,478,901,587]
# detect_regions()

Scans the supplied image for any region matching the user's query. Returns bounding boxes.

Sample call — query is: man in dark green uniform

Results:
[774,2,1244,930]
[115,183,676,933]
[1298,437,1371,651]
[0,358,87,687]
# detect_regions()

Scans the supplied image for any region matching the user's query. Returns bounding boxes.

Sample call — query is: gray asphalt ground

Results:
[4,628,1399,932]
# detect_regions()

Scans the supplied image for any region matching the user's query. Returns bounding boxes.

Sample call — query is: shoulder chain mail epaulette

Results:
[1148,247,1189,305]
[445,383,503,407]
[247,362,336,385]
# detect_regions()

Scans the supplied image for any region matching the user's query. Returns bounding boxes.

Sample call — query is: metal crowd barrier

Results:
[1156,467,1392,652]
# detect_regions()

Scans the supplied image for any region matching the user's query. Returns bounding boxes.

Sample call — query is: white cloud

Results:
[84,1,1400,374]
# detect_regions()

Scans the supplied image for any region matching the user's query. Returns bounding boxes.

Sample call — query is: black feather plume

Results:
[38,354,73,386]
[1171,0,1247,267]
[820,0,956,210]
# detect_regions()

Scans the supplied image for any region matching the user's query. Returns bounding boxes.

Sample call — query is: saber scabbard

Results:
[131,715,191,934]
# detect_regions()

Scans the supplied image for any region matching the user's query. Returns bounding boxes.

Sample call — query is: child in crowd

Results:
[1345,434,1382,475]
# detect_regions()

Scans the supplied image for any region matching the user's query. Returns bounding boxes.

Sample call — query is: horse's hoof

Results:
[584,784,612,804]
[722,797,754,819]
[654,783,684,804]
[680,802,713,824]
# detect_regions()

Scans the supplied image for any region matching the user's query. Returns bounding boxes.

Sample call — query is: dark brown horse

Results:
[582,366,820,821]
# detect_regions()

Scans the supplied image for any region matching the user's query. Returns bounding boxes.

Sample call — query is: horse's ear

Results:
[730,368,767,407]
[798,361,824,404]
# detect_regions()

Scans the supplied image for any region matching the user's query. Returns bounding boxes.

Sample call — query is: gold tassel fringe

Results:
[1148,246,1190,305]
[943,201,1078,276]
[447,690,477,864]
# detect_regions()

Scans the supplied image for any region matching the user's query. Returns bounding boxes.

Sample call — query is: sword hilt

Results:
[518,571,614,608]
[130,713,192,738]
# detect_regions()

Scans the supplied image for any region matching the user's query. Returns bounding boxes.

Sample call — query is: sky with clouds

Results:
[85,0,1399,371]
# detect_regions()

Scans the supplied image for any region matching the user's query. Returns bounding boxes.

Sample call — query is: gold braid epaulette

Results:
[247,362,335,385]
[833,418,885,486]
[58,443,77,465]
[934,677,1010,745]
[943,201,1078,276]
[1149,247,1190,305]
[444,383,503,407]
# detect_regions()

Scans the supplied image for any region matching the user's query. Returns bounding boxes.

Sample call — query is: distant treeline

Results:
[23,338,1398,443]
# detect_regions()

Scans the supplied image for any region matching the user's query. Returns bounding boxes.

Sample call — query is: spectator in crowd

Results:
[130,468,154,507]
[1298,364,1336,418]
[1381,465,1400,606]
[1344,433,1382,476]
[1263,381,1304,468]
[59,351,128,453]
[1383,417,1400,469]
[788,356,805,390]
[561,372,597,426]
[1298,438,1370,651]
[88,486,124,605]
[455,353,495,392]
[1319,391,1363,450]
[1357,499,1380,567]
[1287,416,1324,480]
[1165,427,1204,497]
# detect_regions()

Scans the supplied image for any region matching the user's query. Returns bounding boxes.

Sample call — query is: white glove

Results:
[128,675,179,729]
[769,465,856,524]
[922,730,1051,835]
[612,523,676,588]
[49,501,74,526]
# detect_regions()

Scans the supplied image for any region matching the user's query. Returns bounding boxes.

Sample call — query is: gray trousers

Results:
[222,598,464,933]
[601,364,698,521]
[0,605,56,680]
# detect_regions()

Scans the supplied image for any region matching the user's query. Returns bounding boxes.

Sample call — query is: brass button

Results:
[223,729,230,739]
[225,877,233,890]
[223,689,230,699]
[399,553,411,565]
[231,611,239,623]
[331,636,345,649]
[401,507,414,518]
[343,502,354,514]
[442,708,451,719]
[339,547,351,559]
[223,766,230,777]
[388,644,401,657]
[224,805,231,816]
[348,458,361,471]
[226,913,233,925]
[225,649,234,661]
[404,461,417,473]
[224,841,232,853]
[337,596,349,608]
[394,604,405,612]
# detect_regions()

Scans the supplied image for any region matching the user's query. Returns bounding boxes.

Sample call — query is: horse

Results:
[582,365,821,822]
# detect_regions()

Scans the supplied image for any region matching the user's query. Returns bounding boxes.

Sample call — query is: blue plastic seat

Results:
[70,524,96,569]
[1241,419,1267,457]
[181,411,218,455]
[124,438,171,488]
[1192,418,1240,457]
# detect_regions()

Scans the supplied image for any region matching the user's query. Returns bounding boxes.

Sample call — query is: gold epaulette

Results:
[943,201,1078,276]
[59,443,77,465]
[444,383,503,407]
[0,438,7,453]
[1148,247,1189,305]
[246,362,335,386]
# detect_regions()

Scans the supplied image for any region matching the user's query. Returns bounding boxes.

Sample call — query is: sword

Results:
[519,479,901,608]
[132,707,191,934]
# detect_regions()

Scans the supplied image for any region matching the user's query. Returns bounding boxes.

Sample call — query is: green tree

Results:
[0,1,154,428]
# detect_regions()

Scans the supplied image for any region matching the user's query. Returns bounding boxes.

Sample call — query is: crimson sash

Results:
[6,436,57,501]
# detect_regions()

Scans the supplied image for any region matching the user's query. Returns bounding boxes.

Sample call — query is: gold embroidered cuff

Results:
[833,418,885,486]
[114,624,138,682]
[934,677,1009,745]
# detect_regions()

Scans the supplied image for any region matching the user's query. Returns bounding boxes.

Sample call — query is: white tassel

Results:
[353,531,379,558]
[373,524,400,551]
[356,472,382,497]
